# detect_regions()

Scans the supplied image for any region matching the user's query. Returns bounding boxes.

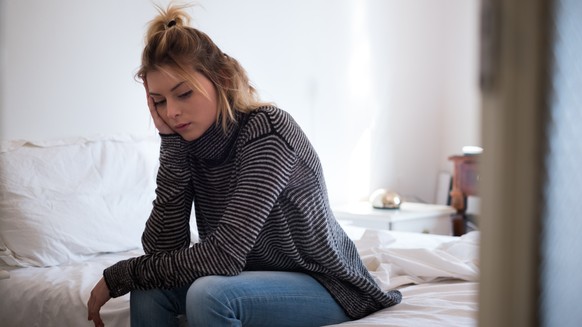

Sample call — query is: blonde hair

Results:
[136,3,269,130]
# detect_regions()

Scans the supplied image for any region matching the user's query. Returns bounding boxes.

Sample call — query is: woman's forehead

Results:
[147,66,207,93]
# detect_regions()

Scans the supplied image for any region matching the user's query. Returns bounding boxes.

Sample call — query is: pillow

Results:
[0,135,160,267]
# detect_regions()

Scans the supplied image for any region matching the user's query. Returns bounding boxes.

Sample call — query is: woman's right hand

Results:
[144,79,175,135]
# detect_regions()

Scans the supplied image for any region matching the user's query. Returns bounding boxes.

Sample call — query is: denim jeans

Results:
[130,271,352,327]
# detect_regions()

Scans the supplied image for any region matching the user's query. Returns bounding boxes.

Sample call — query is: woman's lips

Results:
[174,122,191,130]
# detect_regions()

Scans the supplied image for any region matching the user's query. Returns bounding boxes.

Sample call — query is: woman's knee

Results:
[186,275,231,307]
[186,275,238,325]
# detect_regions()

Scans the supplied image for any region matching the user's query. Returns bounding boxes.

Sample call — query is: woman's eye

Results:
[154,99,166,106]
[178,90,193,99]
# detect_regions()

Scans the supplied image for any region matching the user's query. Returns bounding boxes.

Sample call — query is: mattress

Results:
[0,227,479,327]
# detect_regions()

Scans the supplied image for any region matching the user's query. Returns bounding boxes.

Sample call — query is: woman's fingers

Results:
[87,295,104,326]
[143,79,174,134]
[87,277,110,327]
[148,96,174,134]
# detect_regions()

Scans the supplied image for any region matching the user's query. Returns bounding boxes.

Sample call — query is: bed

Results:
[0,135,479,327]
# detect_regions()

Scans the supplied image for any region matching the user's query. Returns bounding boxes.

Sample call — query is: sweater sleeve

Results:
[141,134,193,254]
[103,131,296,298]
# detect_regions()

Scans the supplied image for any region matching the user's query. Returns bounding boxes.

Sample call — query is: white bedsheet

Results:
[329,281,478,327]
[0,250,142,327]
[329,228,479,326]
[356,229,479,290]
[0,228,479,327]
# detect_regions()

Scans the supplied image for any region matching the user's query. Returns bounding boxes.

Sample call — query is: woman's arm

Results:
[140,80,193,254]
[141,134,194,254]
[104,131,296,297]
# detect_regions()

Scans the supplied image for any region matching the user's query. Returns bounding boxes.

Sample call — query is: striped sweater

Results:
[103,106,402,319]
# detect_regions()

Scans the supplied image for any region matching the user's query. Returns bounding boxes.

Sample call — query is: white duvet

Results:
[355,229,479,290]
[327,228,480,326]
[0,229,479,327]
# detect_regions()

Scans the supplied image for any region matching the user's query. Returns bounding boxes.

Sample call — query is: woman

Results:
[87,4,401,327]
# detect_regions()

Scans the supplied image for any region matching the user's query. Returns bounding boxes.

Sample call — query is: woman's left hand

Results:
[87,277,112,327]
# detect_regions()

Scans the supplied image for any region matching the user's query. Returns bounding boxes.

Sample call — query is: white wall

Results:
[0,0,480,206]
[0,0,158,139]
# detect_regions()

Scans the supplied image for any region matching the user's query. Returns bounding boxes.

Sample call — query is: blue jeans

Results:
[130,271,352,327]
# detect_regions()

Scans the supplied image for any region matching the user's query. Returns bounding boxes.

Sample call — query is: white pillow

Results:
[0,135,160,267]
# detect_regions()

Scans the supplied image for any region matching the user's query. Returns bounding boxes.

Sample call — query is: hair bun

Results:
[145,4,192,40]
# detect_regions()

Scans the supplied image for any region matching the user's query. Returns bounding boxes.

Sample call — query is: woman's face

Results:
[147,66,218,141]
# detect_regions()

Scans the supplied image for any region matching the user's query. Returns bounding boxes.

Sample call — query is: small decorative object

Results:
[462,145,483,155]
[370,189,402,209]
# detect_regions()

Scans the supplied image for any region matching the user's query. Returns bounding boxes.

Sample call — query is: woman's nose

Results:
[166,101,181,118]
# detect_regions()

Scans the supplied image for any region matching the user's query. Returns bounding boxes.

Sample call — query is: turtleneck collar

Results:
[188,112,244,161]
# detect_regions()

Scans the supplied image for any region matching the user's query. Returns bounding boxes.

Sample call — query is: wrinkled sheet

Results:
[0,228,479,327]
[0,250,143,327]
[356,229,479,290]
[330,281,478,327]
[328,228,480,326]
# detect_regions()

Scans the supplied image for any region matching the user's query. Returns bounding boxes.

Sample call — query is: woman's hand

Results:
[87,277,112,327]
[144,79,175,135]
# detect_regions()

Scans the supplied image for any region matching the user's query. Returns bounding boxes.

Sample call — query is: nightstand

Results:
[333,202,456,235]
[449,154,480,236]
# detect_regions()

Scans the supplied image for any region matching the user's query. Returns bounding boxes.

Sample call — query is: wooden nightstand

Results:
[449,154,480,236]
[333,202,456,235]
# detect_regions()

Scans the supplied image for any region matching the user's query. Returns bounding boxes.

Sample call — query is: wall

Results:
[0,0,158,139]
[0,0,480,206]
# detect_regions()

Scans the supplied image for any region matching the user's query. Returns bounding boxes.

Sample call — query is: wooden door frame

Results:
[478,0,552,326]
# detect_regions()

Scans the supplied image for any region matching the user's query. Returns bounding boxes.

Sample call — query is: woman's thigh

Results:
[186,271,351,327]
[130,286,189,327]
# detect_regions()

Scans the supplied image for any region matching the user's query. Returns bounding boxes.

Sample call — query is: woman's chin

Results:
[180,131,203,141]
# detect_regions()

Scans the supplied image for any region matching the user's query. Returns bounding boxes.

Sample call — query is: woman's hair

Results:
[136,3,269,130]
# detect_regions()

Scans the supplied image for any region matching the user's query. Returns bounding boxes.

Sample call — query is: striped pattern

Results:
[104,106,402,319]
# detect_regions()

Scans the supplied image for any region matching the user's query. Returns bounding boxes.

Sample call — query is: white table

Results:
[333,201,456,235]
